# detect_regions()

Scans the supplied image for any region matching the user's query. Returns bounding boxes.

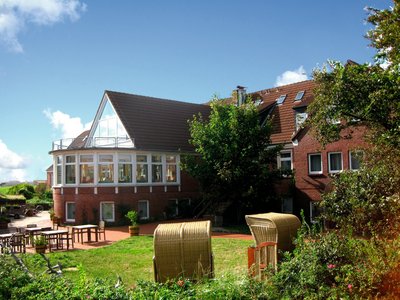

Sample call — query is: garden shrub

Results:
[320,147,400,238]
[264,223,400,299]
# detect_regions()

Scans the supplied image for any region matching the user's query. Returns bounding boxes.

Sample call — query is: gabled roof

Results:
[252,80,316,144]
[105,91,211,152]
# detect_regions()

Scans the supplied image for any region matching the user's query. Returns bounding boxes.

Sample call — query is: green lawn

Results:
[24,236,253,287]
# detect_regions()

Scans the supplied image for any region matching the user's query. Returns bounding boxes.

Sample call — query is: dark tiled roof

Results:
[68,130,90,149]
[253,80,316,144]
[106,91,210,152]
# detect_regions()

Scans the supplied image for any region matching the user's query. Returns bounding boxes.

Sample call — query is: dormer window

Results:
[294,91,305,101]
[276,95,287,105]
[254,98,263,106]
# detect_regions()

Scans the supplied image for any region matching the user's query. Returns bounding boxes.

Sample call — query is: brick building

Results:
[49,91,210,224]
[49,82,366,224]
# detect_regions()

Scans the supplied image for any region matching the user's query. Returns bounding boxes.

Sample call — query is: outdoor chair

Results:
[98,220,106,241]
[153,220,214,283]
[10,233,26,253]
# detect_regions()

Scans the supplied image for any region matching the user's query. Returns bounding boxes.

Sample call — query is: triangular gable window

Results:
[87,95,134,148]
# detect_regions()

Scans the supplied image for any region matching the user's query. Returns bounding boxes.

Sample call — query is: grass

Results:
[23,236,253,287]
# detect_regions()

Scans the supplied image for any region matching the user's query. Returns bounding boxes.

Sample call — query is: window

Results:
[328,152,343,173]
[80,155,94,184]
[136,155,148,183]
[295,111,308,130]
[118,154,132,183]
[66,202,76,222]
[278,151,292,171]
[308,153,322,174]
[56,156,62,185]
[138,200,149,220]
[98,154,114,183]
[100,202,115,222]
[294,91,305,101]
[152,155,163,183]
[166,155,177,182]
[282,197,293,213]
[65,155,76,184]
[349,151,362,170]
[276,94,287,105]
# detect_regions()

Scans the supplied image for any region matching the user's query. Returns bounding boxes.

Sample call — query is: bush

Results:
[320,146,400,238]
[264,223,400,299]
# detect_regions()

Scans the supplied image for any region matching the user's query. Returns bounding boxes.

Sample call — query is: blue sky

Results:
[0,0,392,183]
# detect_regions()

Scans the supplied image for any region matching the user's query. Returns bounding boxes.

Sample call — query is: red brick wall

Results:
[52,170,201,224]
[293,125,368,215]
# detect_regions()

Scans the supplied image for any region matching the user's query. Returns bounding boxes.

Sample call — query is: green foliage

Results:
[366,1,400,68]
[182,99,283,219]
[265,226,399,299]
[309,61,400,147]
[320,146,400,238]
[125,210,138,226]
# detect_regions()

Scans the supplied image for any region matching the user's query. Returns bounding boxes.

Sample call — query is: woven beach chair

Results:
[153,220,214,283]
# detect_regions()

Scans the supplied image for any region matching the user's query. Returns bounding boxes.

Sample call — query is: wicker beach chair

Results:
[246,213,301,278]
[153,220,214,283]
[245,212,301,252]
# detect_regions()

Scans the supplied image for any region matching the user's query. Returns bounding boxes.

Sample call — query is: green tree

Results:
[308,1,400,236]
[308,2,400,147]
[181,98,283,222]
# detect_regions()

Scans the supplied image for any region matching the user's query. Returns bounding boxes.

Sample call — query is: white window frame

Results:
[97,154,115,184]
[151,154,163,183]
[138,200,149,220]
[276,94,287,105]
[56,155,63,185]
[328,152,343,174]
[349,151,362,171]
[79,154,95,184]
[66,202,76,222]
[117,153,133,184]
[136,154,149,184]
[308,153,323,175]
[100,201,115,222]
[278,150,292,171]
[65,154,77,185]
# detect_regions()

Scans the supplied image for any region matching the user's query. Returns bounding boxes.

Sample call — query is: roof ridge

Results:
[253,79,314,94]
[105,90,208,107]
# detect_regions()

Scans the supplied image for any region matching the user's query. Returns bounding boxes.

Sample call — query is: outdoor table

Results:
[71,225,98,244]
[41,230,69,252]
[25,227,45,245]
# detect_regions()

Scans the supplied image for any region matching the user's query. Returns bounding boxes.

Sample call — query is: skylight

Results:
[254,98,263,106]
[294,91,305,101]
[276,94,287,105]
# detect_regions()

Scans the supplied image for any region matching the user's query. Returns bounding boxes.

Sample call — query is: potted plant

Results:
[34,236,47,254]
[125,210,139,236]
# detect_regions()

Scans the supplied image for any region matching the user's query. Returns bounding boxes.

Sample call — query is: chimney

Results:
[235,85,247,106]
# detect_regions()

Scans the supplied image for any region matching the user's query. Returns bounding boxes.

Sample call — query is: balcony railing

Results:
[52,137,135,151]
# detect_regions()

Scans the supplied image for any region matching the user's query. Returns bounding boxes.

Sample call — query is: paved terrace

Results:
[8,211,253,253]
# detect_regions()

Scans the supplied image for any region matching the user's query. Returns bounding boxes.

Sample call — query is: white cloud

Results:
[44,109,92,139]
[0,0,86,52]
[275,66,308,87]
[0,139,28,182]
